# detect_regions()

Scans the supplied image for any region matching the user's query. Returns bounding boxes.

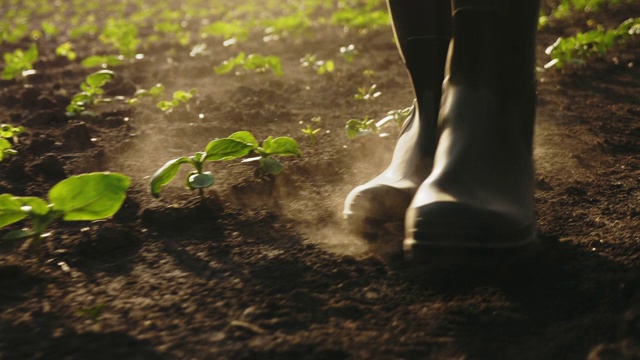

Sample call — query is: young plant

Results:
[0,124,23,161]
[55,42,77,61]
[544,17,640,68]
[2,43,38,80]
[300,116,322,146]
[346,116,379,139]
[157,89,196,113]
[99,18,141,59]
[300,54,335,75]
[376,106,413,128]
[354,70,381,101]
[214,53,284,77]
[150,136,255,199]
[0,172,130,256]
[66,70,116,116]
[129,83,165,105]
[339,44,358,62]
[231,131,301,175]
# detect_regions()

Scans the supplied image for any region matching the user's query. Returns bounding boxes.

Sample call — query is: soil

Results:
[1,2,640,359]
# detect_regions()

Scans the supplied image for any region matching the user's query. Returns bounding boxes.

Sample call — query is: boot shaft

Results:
[448,0,541,90]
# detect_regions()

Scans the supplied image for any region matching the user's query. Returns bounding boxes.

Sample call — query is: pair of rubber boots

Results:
[344,0,540,259]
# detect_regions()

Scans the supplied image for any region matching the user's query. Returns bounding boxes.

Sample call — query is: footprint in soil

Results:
[141,196,226,233]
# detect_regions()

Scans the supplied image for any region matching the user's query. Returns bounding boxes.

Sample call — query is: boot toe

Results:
[405,201,537,254]
[344,184,413,234]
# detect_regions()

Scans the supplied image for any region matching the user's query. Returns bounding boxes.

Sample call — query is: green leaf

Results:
[86,70,116,88]
[12,196,49,216]
[157,101,174,112]
[228,131,259,148]
[187,172,215,189]
[204,138,253,161]
[262,136,301,156]
[49,172,130,220]
[150,157,192,198]
[259,157,284,175]
[81,55,122,68]
[0,194,28,228]
[2,229,37,241]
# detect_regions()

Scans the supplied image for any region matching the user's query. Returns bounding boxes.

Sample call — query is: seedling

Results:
[339,44,358,62]
[0,124,23,161]
[376,106,413,128]
[354,70,381,101]
[330,5,390,32]
[346,116,379,139]
[229,131,302,176]
[544,17,640,68]
[55,42,77,61]
[300,54,335,75]
[157,89,196,113]
[200,20,250,44]
[2,43,38,80]
[129,83,165,105]
[81,55,123,68]
[100,18,140,59]
[66,70,116,116]
[150,136,259,199]
[214,52,283,77]
[300,117,322,146]
[0,172,130,257]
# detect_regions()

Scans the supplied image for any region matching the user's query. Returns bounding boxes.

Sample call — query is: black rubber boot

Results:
[404,0,541,259]
[343,0,450,240]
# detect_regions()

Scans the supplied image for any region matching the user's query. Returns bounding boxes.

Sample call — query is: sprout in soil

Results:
[0,172,130,258]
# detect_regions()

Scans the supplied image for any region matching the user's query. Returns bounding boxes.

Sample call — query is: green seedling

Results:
[0,124,23,161]
[339,44,358,62]
[81,54,123,68]
[215,52,283,77]
[544,17,640,68]
[55,42,77,61]
[376,106,413,128]
[0,172,130,257]
[157,89,196,113]
[300,117,322,146]
[41,21,59,38]
[346,116,379,139]
[2,43,38,80]
[355,69,381,100]
[300,54,335,75]
[66,69,116,116]
[262,12,312,40]
[231,131,302,176]
[150,136,255,199]
[354,84,381,101]
[330,5,390,32]
[99,18,141,59]
[200,20,250,44]
[129,83,165,105]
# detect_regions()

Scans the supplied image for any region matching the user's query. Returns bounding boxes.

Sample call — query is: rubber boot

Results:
[404,0,541,257]
[343,0,450,240]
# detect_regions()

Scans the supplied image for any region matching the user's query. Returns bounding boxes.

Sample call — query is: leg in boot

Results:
[404,0,541,257]
[343,0,450,240]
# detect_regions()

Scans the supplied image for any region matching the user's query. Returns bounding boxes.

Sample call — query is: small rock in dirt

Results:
[5,157,31,182]
[62,122,94,150]
[78,225,140,258]
[29,153,66,180]
[26,134,57,155]
[20,87,42,107]
[36,95,56,110]
[0,94,20,107]
[24,109,67,127]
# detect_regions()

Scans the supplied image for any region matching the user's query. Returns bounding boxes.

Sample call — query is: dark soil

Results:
[2,2,640,359]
